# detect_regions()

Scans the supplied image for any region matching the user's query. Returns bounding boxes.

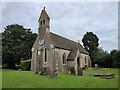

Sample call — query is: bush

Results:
[20,60,31,71]
[15,64,22,70]
[113,50,120,68]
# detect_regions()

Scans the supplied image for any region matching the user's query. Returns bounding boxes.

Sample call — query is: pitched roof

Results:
[32,32,89,60]
[38,10,50,21]
[50,32,89,55]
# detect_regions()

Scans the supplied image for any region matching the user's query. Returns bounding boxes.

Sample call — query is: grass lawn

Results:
[0,69,2,89]
[2,68,119,88]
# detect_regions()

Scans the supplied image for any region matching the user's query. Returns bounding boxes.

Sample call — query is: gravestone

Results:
[95,64,98,69]
[77,67,83,76]
[69,67,76,75]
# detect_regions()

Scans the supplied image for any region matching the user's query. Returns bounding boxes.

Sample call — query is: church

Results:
[31,7,91,75]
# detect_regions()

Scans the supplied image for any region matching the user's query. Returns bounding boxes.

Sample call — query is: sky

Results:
[1,1,118,52]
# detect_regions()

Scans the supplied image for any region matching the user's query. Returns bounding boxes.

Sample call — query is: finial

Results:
[43,7,45,10]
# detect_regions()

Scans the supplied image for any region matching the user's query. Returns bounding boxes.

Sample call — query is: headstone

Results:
[69,67,75,75]
[88,72,94,76]
[77,67,83,76]
[50,69,57,78]
[95,64,98,69]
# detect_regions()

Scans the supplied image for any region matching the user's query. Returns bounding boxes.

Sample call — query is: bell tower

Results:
[38,7,50,37]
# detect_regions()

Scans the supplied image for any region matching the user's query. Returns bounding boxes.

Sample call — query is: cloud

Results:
[2,2,118,52]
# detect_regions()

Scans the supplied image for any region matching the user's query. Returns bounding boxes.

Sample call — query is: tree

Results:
[82,32,99,66]
[93,47,113,68]
[109,49,118,67]
[104,54,113,68]
[94,47,108,67]
[110,49,117,56]
[82,32,99,51]
[2,24,37,69]
[112,50,120,67]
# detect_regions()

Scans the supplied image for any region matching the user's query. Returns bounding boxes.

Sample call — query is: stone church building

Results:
[31,7,91,75]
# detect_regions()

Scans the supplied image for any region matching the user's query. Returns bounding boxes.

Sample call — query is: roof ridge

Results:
[50,32,89,55]
[50,32,79,45]
[39,9,50,21]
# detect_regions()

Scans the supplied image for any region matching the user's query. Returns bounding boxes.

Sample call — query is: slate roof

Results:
[50,32,89,55]
[32,32,89,60]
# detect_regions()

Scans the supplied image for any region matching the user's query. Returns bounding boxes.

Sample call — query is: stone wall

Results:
[54,48,70,72]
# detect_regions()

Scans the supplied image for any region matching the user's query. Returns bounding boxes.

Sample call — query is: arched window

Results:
[45,48,47,62]
[77,57,80,67]
[63,53,66,64]
[43,20,45,25]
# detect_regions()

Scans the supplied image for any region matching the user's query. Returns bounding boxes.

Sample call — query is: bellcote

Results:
[38,7,50,28]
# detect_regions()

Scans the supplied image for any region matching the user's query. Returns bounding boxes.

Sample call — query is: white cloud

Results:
[2,2,118,52]
[1,0,119,2]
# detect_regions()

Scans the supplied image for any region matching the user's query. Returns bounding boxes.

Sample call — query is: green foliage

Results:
[104,54,113,68]
[82,32,99,66]
[82,32,99,51]
[93,47,113,68]
[94,47,109,67]
[2,68,119,88]
[0,69,1,89]
[2,24,37,69]
[110,49,118,56]
[82,32,119,68]
[92,48,119,68]
[94,48,108,61]
[20,60,31,71]
[112,50,120,67]
[15,64,22,70]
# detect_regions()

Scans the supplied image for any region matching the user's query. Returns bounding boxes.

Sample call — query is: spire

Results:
[38,7,50,31]
[38,7,50,21]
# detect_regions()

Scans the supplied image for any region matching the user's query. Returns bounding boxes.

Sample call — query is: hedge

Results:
[20,60,31,71]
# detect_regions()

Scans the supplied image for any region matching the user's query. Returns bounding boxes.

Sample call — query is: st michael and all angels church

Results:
[31,7,91,75]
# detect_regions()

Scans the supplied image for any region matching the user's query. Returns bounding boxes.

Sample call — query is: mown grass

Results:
[2,68,119,88]
[0,69,2,89]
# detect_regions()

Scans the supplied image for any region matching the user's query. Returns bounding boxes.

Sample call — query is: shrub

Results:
[15,64,22,70]
[20,60,31,71]
[113,50,120,68]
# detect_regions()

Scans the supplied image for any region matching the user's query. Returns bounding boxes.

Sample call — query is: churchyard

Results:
[2,68,119,88]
